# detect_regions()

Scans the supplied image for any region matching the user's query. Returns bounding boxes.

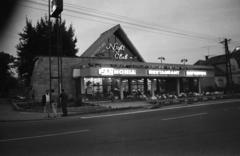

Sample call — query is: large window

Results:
[84,77,120,99]
[122,79,129,92]
[131,79,144,92]
[218,78,224,87]
[84,78,102,95]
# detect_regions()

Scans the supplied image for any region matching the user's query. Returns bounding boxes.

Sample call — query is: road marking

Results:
[0,130,89,142]
[162,113,208,121]
[81,100,240,119]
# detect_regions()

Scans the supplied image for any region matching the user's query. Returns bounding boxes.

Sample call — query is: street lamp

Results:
[130,56,137,61]
[158,57,165,64]
[181,59,188,65]
[227,46,240,88]
[231,46,240,53]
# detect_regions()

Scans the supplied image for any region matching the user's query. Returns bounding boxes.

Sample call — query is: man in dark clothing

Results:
[59,89,68,117]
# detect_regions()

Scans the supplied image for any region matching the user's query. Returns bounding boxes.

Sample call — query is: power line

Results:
[17,3,220,44]
[46,0,222,41]
[23,0,222,43]
[62,1,221,40]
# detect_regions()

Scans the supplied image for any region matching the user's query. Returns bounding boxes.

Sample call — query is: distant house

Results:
[194,49,240,89]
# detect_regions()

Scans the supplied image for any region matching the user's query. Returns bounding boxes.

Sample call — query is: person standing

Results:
[59,89,68,117]
[109,91,114,102]
[42,90,50,118]
[51,89,58,117]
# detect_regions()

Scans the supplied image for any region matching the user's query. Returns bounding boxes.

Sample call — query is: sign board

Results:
[73,69,80,78]
[148,70,180,75]
[186,71,207,76]
[99,68,136,76]
[106,43,128,60]
[50,0,63,18]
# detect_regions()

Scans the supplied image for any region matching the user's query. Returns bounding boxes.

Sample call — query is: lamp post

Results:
[129,56,137,61]
[181,59,188,65]
[158,57,165,64]
[130,56,137,67]
[231,46,240,53]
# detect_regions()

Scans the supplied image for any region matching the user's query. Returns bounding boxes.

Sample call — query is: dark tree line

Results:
[0,52,18,97]
[15,16,78,86]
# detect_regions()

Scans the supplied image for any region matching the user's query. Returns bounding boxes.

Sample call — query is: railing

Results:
[146,94,240,106]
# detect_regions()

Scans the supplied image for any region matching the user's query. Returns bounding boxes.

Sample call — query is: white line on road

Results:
[0,130,89,142]
[162,113,208,121]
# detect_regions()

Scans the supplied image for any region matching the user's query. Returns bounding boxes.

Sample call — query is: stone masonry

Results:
[31,56,81,102]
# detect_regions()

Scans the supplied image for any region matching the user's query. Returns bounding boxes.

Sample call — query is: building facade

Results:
[31,24,215,101]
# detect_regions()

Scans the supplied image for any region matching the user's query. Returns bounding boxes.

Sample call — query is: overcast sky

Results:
[0,0,240,65]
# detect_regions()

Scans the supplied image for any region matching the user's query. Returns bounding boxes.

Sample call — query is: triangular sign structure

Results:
[80,24,145,62]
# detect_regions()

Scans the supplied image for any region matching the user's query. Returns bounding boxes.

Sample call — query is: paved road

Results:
[1,101,240,156]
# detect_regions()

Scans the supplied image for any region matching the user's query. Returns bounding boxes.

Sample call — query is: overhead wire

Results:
[39,0,221,41]
[22,0,222,43]
[17,2,220,44]
[62,2,221,40]
[22,0,237,48]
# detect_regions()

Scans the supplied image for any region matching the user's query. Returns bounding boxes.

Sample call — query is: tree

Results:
[0,51,18,97]
[15,16,78,86]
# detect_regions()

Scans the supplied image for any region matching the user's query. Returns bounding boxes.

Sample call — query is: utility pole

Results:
[49,0,63,106]
[220,38,233,95]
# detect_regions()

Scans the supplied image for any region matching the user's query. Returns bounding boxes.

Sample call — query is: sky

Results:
[0,0,240,65]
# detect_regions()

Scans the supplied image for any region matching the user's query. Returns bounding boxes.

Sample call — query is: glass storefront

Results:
[80,77,200,100]
[131,79,144,93]
[180,78,198,93]
[84,77,120,100]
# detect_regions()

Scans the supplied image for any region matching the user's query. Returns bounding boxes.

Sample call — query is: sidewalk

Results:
[0,98,240,122]
[0,99,74,122]
[0,99,152,122]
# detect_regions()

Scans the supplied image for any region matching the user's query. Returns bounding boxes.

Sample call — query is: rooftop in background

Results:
[194,48,240,66]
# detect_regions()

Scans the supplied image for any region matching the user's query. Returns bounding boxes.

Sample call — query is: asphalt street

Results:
[1,100,240,156]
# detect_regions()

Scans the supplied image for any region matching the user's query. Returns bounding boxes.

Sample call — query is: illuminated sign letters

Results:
[186,71,207,76]
[99,68,136,76]
[148,70,180,75]
[106,43,128,60]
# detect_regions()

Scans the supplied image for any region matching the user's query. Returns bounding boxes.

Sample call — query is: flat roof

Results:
[72,57,214,70]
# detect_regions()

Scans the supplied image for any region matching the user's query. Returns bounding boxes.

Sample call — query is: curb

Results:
[0,114,80,122]
[0,118,52,122]
[2,98,240,122]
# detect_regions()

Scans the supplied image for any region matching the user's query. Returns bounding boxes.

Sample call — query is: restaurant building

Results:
[31,24,215,101]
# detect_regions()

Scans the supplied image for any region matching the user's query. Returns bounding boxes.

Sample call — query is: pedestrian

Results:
[51,89,58,117]
[32,89,35,103]
[42,90,50,118]
[109,91,114,102]
[59,89,68,117]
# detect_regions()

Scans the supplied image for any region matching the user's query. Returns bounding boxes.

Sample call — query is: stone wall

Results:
[31,56,81,102]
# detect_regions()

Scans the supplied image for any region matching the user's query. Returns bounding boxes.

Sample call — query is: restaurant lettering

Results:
[99,68,136,75]
[106,43,128,60]
[148,70,180,75]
